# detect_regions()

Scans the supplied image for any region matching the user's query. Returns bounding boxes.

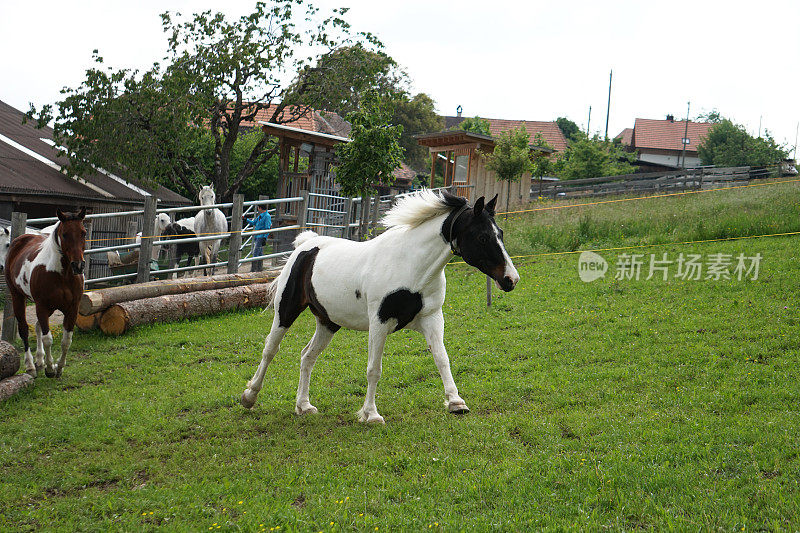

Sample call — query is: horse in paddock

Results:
[161,222,201,278]
[241,190,519,424]
[194,186,228,275]
[4,208,87,378]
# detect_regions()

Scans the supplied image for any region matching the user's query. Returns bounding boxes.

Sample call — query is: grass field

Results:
[2,180,800,531]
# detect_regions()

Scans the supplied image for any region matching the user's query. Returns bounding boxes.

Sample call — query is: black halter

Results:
[447,204,470,256]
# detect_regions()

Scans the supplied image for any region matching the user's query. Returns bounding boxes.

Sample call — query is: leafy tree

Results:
[530,133,555,198]
[333,91,404,238]
[456,116,491,136]
[390,93,443,172]
[28,1,383,201]
[696,109,723,124]
[556,134,636,180]
[697,119,788,168]
[484,126,533,216]
[556,116,581,143]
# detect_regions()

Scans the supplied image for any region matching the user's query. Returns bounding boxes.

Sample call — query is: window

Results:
[454,155,468,183]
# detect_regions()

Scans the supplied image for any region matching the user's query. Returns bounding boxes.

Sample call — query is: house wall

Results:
[638,149,702,169]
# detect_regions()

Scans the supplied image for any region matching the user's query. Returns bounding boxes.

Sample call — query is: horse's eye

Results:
[478,234,488,245]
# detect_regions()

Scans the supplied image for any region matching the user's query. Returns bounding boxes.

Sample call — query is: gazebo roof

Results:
[416,130,554,154]
[259,121,349,147]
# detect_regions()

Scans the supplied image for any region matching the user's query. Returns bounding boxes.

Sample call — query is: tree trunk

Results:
[80,268,281,315]
[76,312,102,332]
[505,180,511,221]
[359,192,369,240]
[0,374,34,401]
[99,283,274,336]
[0,341,20,380]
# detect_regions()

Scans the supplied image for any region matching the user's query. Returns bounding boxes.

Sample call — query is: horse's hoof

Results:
[54,366,63,379]
[295,404,318,415]
[35,363,44,373]
[448,401,470,415]
[357,409,385,425]
[45,367,56,378]
[240,390,257,409]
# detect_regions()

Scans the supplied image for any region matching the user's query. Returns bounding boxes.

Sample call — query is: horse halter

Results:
[447,204,470,256]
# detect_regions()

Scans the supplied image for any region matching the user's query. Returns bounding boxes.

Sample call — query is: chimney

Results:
[666,114,674,122]
[456,105,463,117]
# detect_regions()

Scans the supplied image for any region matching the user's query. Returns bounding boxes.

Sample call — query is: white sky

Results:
[2,0,799,150]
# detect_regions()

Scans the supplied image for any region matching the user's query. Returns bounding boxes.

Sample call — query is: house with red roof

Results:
[616,116,714,169]
[444,114,568,153]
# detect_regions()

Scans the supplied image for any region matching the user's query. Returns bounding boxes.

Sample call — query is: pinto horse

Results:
[241,190,519,424]
[4,208,87,378]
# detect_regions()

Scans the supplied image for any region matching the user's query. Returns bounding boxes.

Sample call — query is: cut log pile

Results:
[0,340,34,401]
[79,269,281,336]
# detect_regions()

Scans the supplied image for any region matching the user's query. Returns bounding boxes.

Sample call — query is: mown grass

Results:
[1,180,800,531]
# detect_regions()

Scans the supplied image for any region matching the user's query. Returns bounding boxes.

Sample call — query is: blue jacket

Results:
[245,210,272,238]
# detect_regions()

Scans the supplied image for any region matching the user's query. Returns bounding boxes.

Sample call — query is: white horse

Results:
[241,190,519,424]
[194,186,228,275]
[135,213,171,260]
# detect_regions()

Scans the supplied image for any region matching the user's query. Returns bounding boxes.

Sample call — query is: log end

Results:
[99,305,130,336]
[76,312,101,332]
[0,373,34,401]
[0,341,21,380]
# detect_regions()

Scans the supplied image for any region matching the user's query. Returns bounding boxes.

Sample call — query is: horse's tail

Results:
[264,277,280,309]
[293,230,318,248]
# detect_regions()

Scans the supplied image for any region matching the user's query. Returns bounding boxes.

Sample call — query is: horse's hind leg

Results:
[357,321,390,424]
[241,316,288,409]
[10,289,34,376]
[295,318,336,415]
[35,305,55,378]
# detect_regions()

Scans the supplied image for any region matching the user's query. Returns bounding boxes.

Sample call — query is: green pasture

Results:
[1,180,799,531]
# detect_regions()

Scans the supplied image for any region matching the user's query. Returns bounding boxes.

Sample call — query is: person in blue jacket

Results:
[243,204,272,271]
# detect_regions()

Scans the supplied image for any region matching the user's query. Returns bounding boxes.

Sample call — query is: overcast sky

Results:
[2,0,798,150]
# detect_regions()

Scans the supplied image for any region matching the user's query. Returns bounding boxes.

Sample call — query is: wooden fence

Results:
[533,166,779,200]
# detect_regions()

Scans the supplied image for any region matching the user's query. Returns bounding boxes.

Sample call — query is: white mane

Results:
[382,189,461,229]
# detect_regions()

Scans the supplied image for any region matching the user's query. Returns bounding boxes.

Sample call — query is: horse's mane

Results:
[382,189,467,229]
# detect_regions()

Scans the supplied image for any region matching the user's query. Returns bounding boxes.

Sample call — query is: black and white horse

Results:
[241,190,519,424]
[161,222,201,277]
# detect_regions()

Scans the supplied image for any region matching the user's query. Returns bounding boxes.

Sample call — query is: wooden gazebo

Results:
[416,130,552,208]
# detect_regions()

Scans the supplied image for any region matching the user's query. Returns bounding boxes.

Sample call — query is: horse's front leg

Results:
[417,311,469,414]
[55,309,77,378]
[34,306,55,378]
[357,322,390,424]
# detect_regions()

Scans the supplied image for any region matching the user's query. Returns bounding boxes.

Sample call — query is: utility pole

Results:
[758,116,762,138]
[587,105,592,135]
[794,122,798,161]
[680,101,690,169]
[604,70,612,141]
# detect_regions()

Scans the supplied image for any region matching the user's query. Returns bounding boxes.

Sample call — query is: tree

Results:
[556,134,636,180]
[556,116,581,143]
[390,93,443,172]
[697,119,788,168]
[530,133,555,198]
[696,109,723,124]
[28,1,384,201]
[456,116,491,136]
[333,91,404,239]
[484,126,533,216]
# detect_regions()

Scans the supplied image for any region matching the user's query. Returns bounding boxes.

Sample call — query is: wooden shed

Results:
[416,130,551,208]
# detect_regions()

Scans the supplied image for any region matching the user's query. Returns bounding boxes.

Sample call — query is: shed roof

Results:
[0,99,191,206]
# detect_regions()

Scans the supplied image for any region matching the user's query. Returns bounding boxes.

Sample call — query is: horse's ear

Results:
[486,194,498,217]
[3,227,8,236]
[57,208,66,222]
[473,196,485,217]
[77,207,86,220]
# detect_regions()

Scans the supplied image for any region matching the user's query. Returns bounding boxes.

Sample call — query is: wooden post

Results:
[84,219,93,281]
[136,197,157,284]
[227,194,244,274]
[342,197,353,239]
[297,190,309,236]
[370,193,380,233]
[2,212,27,343]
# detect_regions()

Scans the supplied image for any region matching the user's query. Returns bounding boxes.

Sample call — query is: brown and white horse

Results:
[4,208,87,378]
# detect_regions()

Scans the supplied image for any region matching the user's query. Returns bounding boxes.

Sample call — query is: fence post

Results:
[227,194,244,274]
[297,190,309,236]
[84,219,93,281]
[136,197,157,284]
[342,197,353,240]
[370,193,380,234]
[2,211,27,343]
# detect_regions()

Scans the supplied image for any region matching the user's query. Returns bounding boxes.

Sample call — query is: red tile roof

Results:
[241,105,350,137]
[632,118,713,154]
[616,128,633,146]
[443,116,568,153]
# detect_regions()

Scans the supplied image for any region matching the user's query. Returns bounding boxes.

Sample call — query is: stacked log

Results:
[0,340,34,401]
[77,269,281,336]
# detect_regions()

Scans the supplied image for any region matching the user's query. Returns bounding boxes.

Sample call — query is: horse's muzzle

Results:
[497,275,516,292]
[70,261,85,275]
